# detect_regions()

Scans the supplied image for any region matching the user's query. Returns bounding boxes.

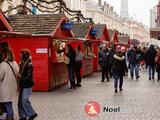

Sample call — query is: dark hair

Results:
[116,50,123,57]
[77,45,81,50]
[134,46,137,50]
[21,49,31,61]
[0,42,9,49]
[67,44,74,51]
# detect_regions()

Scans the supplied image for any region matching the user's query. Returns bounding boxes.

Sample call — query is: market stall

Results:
[71,23,96,77]
[92,24,110,72]
[116,34,130,51]
[0,10,75,91]
[108,29,119,48]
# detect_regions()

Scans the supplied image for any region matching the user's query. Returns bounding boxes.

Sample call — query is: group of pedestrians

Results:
[66,44,84,89]
[98,44,160,93]
[98,46,128,93]
[0,42,37,120]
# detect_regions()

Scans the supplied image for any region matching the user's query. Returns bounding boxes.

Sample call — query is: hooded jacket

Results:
[145,45,157,66]
[98,49,110,67]
[112,54,128,75]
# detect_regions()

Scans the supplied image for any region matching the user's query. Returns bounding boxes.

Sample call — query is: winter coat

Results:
[145,47,157,66]
[127,49,139,64]
[19,59,34,88]
[112,54,128,76]
[0,61,19,102]
[66,49,76,68]
[109,50,116,64]
[98,50,110,67]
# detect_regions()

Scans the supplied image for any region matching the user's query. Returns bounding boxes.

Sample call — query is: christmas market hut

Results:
[71,23,96,77]
[0,9,75,91]
[92,24,110,72]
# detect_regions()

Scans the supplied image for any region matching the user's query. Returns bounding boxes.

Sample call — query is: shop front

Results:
[72,23,95,77]
[92,24,110,72]
[0,10,75,91]
[108,29,119,49]
[117,34,130,52]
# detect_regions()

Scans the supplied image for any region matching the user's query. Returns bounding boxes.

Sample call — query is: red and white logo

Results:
[85,101,100,117]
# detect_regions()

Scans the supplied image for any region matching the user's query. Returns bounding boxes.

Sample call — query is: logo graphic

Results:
[85,101,100,117]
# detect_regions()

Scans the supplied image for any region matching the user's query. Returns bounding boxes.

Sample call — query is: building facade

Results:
[85,0,130,34]
[150,6,157,28]
[127,19,150,44]
[150,0,160,46]
[85,0,150,44]
[63,0,87,16]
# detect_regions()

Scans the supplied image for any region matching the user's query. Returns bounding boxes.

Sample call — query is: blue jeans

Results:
[148,65,155,79]
[113,73,123,89]
[130,64,139,78]
[68,67,75,87]
[5,102,14,118]
[18,88,36,118]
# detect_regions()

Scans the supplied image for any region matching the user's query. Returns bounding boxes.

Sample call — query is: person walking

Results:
[75,45,84,87]
[112,50,128,93]
[108,46,116,78]
[18,49,37,120]
[66,44,76,89]
[0,43,19,120]
[127,46,140,80]
[98,47,110,82]
[0,42,9,118]
[145,45,157,80]
[155,48,160,81]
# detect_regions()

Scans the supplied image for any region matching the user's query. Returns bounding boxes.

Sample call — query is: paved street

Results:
[12,71,160,120]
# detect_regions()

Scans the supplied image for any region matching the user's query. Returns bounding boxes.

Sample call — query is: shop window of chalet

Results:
[84,42,95,58]
[52,40,68,63]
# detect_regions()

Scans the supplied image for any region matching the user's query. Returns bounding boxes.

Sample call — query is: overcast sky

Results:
[93,0,158,27]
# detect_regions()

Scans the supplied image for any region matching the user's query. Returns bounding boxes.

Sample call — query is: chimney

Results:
[98,0,102,6]
[104,1,107,6]
[110,6,114,11]
[107,4,109,8]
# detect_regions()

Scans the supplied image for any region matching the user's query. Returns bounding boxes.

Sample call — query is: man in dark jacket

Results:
[98,47,110,82]
[66,44,76,89]
[145,45,157,80]
[109,46,116,78]
[127,46,140,79]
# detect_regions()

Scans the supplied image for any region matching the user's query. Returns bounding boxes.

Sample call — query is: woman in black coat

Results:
[112,50,128,93]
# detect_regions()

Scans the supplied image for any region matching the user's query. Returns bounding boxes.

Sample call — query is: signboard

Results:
[90,28,98,36]
[61,22,73,30]
[36,48,48,54]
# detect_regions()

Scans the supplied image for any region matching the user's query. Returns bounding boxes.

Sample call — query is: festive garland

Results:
[3,0,93,23]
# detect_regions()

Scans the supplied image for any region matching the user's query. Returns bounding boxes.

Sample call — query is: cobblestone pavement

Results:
[12,71,160,120]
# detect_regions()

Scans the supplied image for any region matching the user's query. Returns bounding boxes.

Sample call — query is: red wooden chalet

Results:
[108,29,119,48]
[117,34,130,52]
[92,24,110,72]
[0,9,75,91]
[71,23,95,77]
